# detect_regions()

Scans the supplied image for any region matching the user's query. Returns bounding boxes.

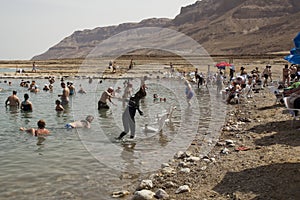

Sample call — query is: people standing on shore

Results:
[216,71,224,94]
[116,87,146,140]
[129,59,134,70]
[230,65,235,81]
[195,68,204,88]
[98,87,115,110]
[58,82,70,106]
[5,91,20,107]
[184,80,194,106]
[32,62,37,72]
[262,65,272,87]
[240,66,248,79]
[21,93,33,112]
[289,64,297,82]
[282,64,290,86]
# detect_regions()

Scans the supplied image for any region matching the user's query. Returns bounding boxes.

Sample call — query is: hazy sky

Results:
[0,0,197,60]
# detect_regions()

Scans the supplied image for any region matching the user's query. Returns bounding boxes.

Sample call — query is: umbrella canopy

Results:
[284,54,300,65]
[285,32,300,64]
[294,32,300,48]
[215,61,232,68]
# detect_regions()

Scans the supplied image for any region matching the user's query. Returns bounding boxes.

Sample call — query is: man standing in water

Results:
[98,87,115,110]
[116,86,146,140]
[5,91,20,107]
[58,82,70,106]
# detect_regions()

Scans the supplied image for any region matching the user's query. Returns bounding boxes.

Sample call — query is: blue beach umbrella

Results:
[284,32,300,64]
[284,54,300,65]
[290,47,300,55]
[293,32,300,48]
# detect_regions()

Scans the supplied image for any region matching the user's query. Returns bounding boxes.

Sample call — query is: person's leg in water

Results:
[117,108,130,139]
[117,107,136,139]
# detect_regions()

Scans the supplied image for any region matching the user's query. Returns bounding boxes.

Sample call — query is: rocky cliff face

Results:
[32,0,300,60]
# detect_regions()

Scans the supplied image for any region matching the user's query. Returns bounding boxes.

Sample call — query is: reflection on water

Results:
[0,78,222,199]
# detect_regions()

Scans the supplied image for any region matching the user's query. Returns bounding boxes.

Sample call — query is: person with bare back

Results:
[5,91,20,107]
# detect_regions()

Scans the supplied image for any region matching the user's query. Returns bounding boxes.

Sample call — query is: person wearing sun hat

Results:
[98,87,115,110]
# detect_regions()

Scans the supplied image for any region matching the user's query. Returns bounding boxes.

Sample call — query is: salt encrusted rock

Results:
[180,168,191,173]
[210,157,216,162]
[162,167,175,174]
[112,190,130,198]
[178,161,188,167]
[137,180,153,190]
[187,156,200,162]
[216,142,226,146]
[154,189,169,199]
[174,151,185,159]
[164,181,176,188]
[203,158,211,163]
[225,139,234,145]
[161,163,170,168]
[132,190,155,200]
[184,151,192,157]
[175,185,191,194]
[221,147,230,154]
[200,166,207,171]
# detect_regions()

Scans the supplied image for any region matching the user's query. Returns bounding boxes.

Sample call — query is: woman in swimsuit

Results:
[21,93,33,112]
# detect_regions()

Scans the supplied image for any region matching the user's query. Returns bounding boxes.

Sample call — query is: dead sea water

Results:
[0,77,224,199]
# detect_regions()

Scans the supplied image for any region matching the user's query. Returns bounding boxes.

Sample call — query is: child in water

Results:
[55,100,64,111]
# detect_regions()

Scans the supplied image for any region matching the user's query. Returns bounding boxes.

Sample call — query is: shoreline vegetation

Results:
[1,56,299,199]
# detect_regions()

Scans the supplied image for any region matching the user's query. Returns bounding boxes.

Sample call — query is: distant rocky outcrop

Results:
[32,0,300,60]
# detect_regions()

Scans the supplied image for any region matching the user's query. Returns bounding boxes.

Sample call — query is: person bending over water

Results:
[20,119,50,136]
[98,87,115,110]
[21,93,33,112]
[65,115,94,129]
[116,87,146,140]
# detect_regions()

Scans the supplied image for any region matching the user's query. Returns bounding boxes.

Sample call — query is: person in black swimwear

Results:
[116,86,146,140]
[21,93,33,112]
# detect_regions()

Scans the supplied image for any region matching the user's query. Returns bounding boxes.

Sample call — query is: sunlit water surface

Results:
[0,77,222,199]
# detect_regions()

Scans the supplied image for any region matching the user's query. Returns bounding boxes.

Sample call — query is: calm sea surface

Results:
[0,77,223,199]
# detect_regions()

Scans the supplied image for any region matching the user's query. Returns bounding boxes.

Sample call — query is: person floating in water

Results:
[21,93,33,112]
[98,87,115,110]
[65,115,94,129]
[20,119,50,136]
[116,86,146,140]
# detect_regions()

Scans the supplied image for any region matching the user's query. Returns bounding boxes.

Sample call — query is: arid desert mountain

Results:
[32,0,300,60]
